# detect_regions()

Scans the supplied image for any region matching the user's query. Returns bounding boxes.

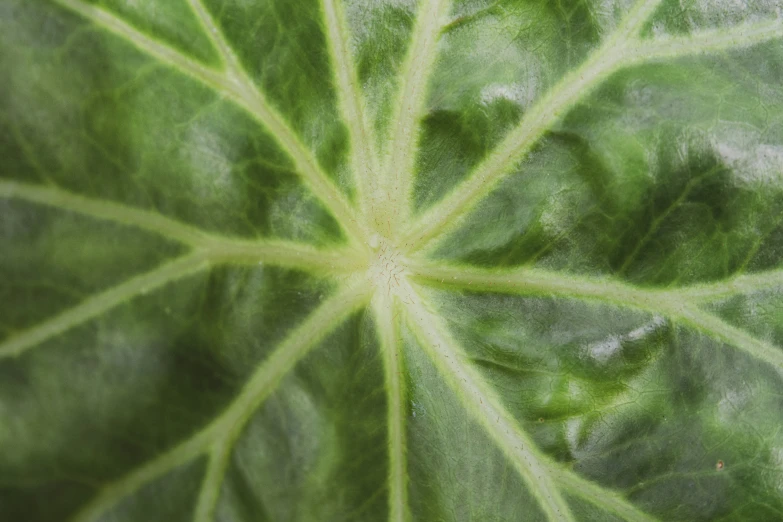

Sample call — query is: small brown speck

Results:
[716,460,724,471]
[538,417,544,423]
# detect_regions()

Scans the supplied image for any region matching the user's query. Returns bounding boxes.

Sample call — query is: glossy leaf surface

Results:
[2,0,783,521]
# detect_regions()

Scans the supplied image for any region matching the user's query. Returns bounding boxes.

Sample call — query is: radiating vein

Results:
[0,179,365,277]
[552,468,658,522]
[67,280,372,522]
[611,0,663,41]
[206,239,366,278]
[0,180,210,245]
[183,0,368,246]
[52,0,368,246]
[0,254,211,359]
[401,279,663,522]
[399,8,783,252]
[399,280,575,522]
[381,0,451,229]
[676,306,783,373]
[631,18,783,63]
[185,0,245,75]
[669,269,783,301]
[193,438,234,522]
[52,0,227,87]
[67,418,219,522]
[399,0,664,251]
[373,293,409,522]
[409,262,783,371]
[0,236,364,360]
[321,0,379,220]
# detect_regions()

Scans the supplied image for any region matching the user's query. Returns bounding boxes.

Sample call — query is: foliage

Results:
[2,0,783,520]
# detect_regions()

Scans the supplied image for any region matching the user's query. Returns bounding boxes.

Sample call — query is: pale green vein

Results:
[398,0,664,252]
[551,468,658,522]
[53,0,369,247]
[0,179,365,277]
[204,277,372,444]
[0,240,363,360]
[373,293,410,522]
[185,0,244,75]
[0,254,211,359]
[631,18,783,63]
[402,8,783,252]
[670,269,783,301]
[400,12,783,252]
[676,306,783,373]
[52,0,227,103]
[68,422,217,522]
[399,280,576,522]
[0,180,210,246]
[401,279,660,522]
[206,239,366,278]
[321,0,380,222]
[408,262,783,371]
[381,0,451,231]
[68,280,372,522]
[610,0,663,42]
[183,0,369,247]
[192,438,234,522]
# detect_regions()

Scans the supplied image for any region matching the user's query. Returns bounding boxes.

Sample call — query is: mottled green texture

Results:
[1,1,783,521]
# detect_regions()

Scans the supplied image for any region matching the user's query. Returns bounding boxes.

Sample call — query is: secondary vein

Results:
[402,5,783,253]
[67,280,372,522]
[381,0,451,231]
[321,0,380,222]
[552,468,659,522]
[400,280,576,522]
[1,180,365,278]
[0,180,210,245]
[53,0,369,247]
[409,262,783,372]
[630,17,783,63]
[192,438,234,522]
[0,254,211,359]
[373,293,410,522]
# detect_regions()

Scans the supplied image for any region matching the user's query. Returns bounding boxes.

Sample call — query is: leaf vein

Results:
[373,293,410,522]
[53,0,369,246]
[382,0,451,230]
[400,280,576,521]
[321,0,381,222]
[67,280,372,522]
[409,262,783,371]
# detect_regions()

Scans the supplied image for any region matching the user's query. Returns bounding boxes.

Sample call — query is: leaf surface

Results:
[2,0,783,521]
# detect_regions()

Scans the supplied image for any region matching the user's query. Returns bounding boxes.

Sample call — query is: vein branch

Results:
[399,280,576,522]
[409,262,783,371]
[0,180,211,245]
[400,0,664,251]
[53,0,368,246]
[551,468,658,522]
[68,422,218,522]
[1,179,364,277]
[372,293,410,522]
[630,17,783,62]
[0,237,363,360]
[321,0,380,221]
[192,437,234,522]
[67,280,371,522]
[0,254,211,359]
[381,0,451,231]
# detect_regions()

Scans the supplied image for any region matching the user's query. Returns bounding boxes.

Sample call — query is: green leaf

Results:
[2,0,783,520]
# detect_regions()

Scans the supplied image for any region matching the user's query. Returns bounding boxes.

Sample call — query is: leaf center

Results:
[366,235,408,295]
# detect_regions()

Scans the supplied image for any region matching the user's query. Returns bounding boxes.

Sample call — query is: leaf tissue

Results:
[2,0,783,520]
